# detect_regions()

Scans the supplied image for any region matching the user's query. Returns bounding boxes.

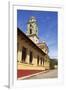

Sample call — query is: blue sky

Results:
[17,10,58,59]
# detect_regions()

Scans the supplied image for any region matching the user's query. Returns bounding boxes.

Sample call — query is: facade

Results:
[17,16,50,78]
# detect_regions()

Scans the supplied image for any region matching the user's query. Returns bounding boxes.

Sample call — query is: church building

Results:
[17,16,50,79]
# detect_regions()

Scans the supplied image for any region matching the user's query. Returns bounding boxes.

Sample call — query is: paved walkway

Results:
[25,69,58,79]
[17,70,45,78]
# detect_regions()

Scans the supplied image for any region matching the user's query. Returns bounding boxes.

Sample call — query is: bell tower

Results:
[27,16,39,44]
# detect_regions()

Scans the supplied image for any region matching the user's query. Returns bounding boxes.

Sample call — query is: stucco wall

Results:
[17,34,50,70]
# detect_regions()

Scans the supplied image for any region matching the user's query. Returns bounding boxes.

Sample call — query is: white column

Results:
[17,44,23,63]
[43,59,44,66]
[17,49,22,63]
[33,57,37,66]
[26,49,30,64]
[38,57,40,66]
[32,53,37,66]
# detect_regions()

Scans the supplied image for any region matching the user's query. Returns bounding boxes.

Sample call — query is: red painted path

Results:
[17,70,44,78]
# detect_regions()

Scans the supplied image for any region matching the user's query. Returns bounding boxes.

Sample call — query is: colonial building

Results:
[17,16,50,79]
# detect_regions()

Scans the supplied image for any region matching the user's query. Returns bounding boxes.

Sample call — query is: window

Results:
[22,47,27,63]
[17,42,19,52]
[30,24,32,27]
[17,42,19,62]
[40,57,42,65]
[30,29,32,34]
[37,56,39,66]
[29,51,33,64]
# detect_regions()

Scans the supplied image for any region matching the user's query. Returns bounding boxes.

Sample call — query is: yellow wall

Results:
[17,35,50,70]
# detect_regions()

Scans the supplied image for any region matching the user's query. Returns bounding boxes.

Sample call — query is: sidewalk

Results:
[17,69,49,80]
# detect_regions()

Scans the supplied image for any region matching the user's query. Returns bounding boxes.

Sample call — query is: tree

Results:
[49,58,58,69]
